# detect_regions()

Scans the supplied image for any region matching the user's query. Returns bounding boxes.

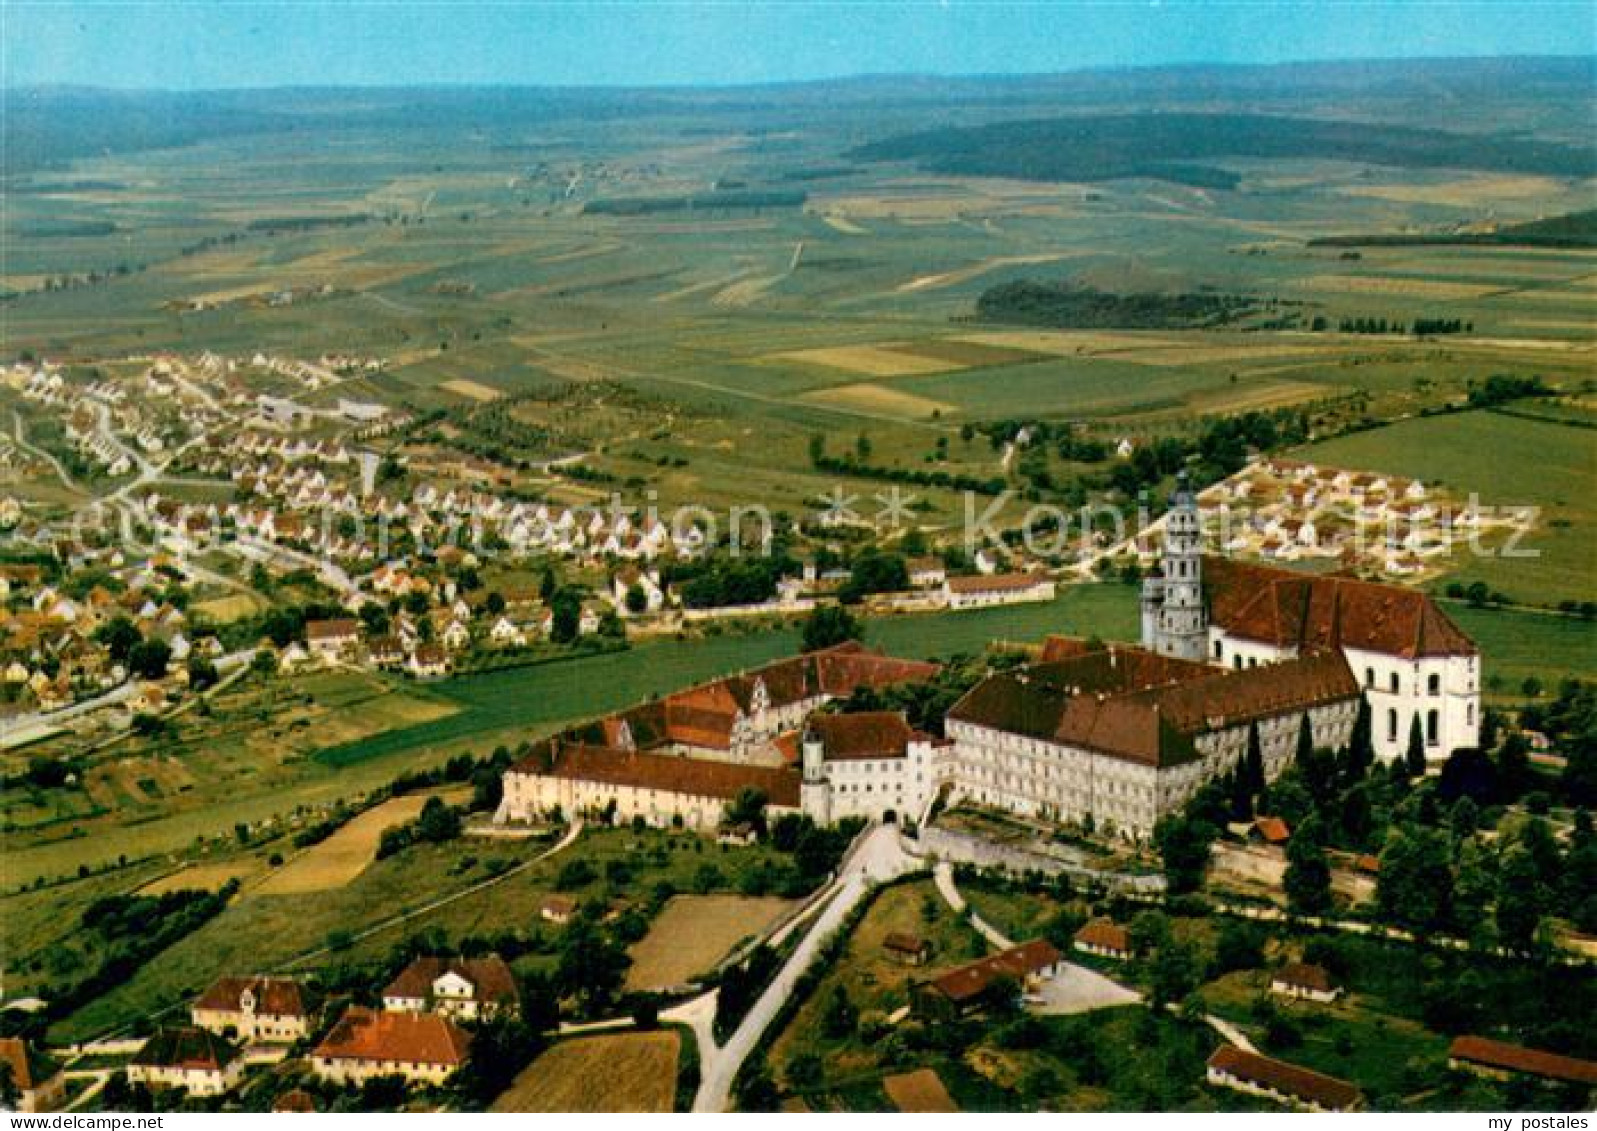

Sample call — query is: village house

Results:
[305,618,360,660]
[943,572,1057,610]
[190,976,313,1043]
[1206,1044,1362,1111]
[408,644,451,679]
[1073,920,1134,961]
[1250,816,1291,847]
[540,895,578,925]
[310,1007,471,1086]
[1269,962,1342,1004]
[127,1027,245,1097]
[907,557,947,589]
[911,939,1063,1020]
[1446,1036,1597,1092]
[382,955,519,1021]
[610,567,666,615]
[883,932,931,966]
[0,1038,64,1113]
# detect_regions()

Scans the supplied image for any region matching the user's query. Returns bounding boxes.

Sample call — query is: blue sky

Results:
[5,1,1593,90]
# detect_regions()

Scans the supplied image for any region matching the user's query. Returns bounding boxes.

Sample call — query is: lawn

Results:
[625,894,796,991]
[491,1031,680,1112]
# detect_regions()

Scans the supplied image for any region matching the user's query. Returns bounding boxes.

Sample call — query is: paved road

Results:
[692,824,917,1112]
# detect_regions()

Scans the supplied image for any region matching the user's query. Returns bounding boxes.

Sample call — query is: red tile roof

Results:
[313,1007,471,1067]
[926,939,1061,1004]
[1253,817,1291,845]
[884,931,929,956]
[1074,919,1132,954]
[193,976,309,1018]
[535,740,802,807]
[132,1027,240,1072]
[305,618,359,642]
[1273,962,1338,994]
[1205,556,1475,658]
[1207,1044,1362,1110]
[949,643,1357,768]
[1448,1036,1597,1085]
[382,955,518,1007]
[810,711,917,761]
[947,572,1050,594]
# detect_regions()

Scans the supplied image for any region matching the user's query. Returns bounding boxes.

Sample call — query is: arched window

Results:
[1234,656,1243,670]
[1214,640,1223,660]
[1427,710,1439,746]
[1387,709,1398,741]
[1389,672,1400,694]
[1427,673,1440,696]
[1467,703,1475,726]
[1365,667,1375,689]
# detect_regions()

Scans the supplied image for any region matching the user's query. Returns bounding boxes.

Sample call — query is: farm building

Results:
[0,1038,64,1113]
[945,641,1359,840]
[1073,919,1133,961]
[1205,1044,1362,1112]
[911,939,1063,1020]
[190,975,313,1043]
[943,572,1056,610]
[1269,962,1342,1003]
[127,1028,245,1097]
[540,895,578,924]
[382,954,519,1021]
[1446,1036,1597,1091]
[305,618,360,659]
[883,931,931,966]
[311,1006,471,1086]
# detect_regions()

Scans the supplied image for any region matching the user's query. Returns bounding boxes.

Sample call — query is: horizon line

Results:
[6,51,1592,97]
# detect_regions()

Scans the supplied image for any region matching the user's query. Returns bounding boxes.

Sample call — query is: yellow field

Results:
[818,213,868,235]
[625,894,796,990]
[800,382,957,418]
[896,251,1086,293]
[191,593,264,622]
[1113,343,1333,367]
[1335,174,1571,206]
[1296,274,1501,300]
[439,378,503,402]
[252,788,467,896]
[953,329,1184,356]
[1164,378,1332,416]
[773,343,964,377]
[138,860,259,896]
[491,1031,680,1112]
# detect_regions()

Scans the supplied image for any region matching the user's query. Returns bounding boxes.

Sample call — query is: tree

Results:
[1495,846,1547,954]
[1295,712,1315,767]
[821,984,858,1037]
[555,920,628,1008]
[1154,814,1214,895]
[1405,714,1428,779]
[624,583,648,615]
[0,1061,18,1111]
[1149,941,1200,1009]
[1376,826,1454,932]
[186,655,219,692]
[1211,920,1265,976]
[801,605,861,653]
[724,787,769,837]
[416,797,462,844]
[1342,696,1375,785]
[126,639,172,680]
[94,616,141,663]
[1239,721,1266,803]
[1284,816,1333,916]
[549,590,582,644]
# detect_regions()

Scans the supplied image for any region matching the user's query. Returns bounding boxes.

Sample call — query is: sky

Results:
[5,1,1593,91]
